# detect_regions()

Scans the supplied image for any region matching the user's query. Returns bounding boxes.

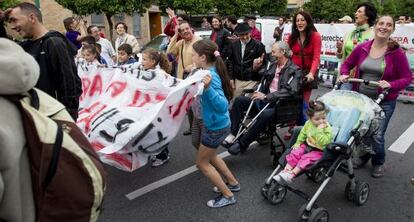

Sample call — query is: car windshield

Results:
[141,35,167,52]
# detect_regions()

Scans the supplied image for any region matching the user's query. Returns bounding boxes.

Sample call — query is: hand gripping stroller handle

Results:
[335,78,390,104]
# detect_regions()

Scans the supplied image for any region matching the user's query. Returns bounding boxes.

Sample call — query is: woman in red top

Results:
[288,11,321,103]
[288,11,321,131]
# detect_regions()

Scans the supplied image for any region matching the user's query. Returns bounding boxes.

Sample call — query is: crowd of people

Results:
[0,2,413,219]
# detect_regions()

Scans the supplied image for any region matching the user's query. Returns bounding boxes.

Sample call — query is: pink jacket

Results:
[340,40,412,101]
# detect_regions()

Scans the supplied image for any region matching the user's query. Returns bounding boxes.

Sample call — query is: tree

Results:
[304,0,354,21]
[382,0,397,17]
[259,0,287,17]
[55,0,151,41]
[172,0,214,15]
[396,0,414,18]
[0,0,20,9]
[213,0,264,17]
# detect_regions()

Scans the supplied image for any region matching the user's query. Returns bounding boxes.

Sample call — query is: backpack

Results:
[6,89,106,222]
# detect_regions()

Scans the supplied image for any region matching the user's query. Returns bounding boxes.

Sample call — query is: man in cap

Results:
[338,15,353,24]
[227,22,266,97]
[245,15,261,41]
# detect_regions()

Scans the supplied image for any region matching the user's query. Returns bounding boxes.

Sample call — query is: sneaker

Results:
[227,142,241,155]
[352,157,369,169]
[278,171,295,185]
[273,174,282,184]
[213,183,241,193]
[206,195,236,208]
[371,165,385,178]
[151,156,170,167]
[222,134,235,148]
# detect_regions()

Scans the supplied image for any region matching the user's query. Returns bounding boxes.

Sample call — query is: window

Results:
[133,13,141,37]
[91,13,104,26]
[114,14,125,23]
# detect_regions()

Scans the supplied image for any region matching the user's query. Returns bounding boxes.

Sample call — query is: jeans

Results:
[230,96,276,147]
[340,83,353,91]
[361,100,396,166]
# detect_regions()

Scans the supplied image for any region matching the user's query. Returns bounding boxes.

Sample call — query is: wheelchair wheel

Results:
[354,181,369,206]
[344,180,354,201]
[308,207,329,222]
[266,180,287,205]
[257,133,271,145]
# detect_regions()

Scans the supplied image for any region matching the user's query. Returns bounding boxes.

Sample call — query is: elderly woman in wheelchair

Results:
[223,41,303,155]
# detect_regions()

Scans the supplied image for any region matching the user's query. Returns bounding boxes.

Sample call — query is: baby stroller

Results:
[261,78,386,222]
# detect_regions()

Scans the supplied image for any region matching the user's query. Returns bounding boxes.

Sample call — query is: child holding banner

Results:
[81,44,101,65]
[142,48,172,167]
[191,39,240,208]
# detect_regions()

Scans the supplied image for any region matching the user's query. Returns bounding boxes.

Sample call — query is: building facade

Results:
[10,0,162,46]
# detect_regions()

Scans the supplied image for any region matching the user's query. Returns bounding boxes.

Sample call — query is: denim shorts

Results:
[201,126,230,149]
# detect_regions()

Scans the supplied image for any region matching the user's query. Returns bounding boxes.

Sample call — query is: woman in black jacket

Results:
[210,16,231,58]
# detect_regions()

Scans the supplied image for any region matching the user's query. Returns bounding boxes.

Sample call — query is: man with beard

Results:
[7,2,82,120]
[167,21,202,80]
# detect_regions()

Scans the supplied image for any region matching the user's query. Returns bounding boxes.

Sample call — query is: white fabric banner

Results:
[76,62,207,171]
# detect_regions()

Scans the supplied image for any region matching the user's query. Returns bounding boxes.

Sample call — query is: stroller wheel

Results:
[354,181,370,206]
[306,167,327,184]
[344,180,354,201]
[298,203,313,222]
[309,207,329,222]
[266,180,287,205]
[261,183,271,199]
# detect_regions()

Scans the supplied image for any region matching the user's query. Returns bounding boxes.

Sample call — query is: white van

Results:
[238,18,279,53]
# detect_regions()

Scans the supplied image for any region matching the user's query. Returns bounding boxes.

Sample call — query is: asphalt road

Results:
[98,87,414,222]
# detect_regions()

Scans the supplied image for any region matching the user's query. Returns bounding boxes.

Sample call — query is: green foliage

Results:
[396,0,414,18]
[0,0,20,9]
[382,0,397,17]
[213,0,262,17]
[56,0,151,40]
[259,0,288,17]
[172,0,214,15]
[56,0,150,16]
[158,0,287,17]
[303,0,354,21]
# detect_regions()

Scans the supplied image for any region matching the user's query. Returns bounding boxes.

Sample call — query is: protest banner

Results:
[77,62,207,171]
[283,24,414,99]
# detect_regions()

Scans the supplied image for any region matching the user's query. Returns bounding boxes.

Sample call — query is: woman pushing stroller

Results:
[275,100,333,185]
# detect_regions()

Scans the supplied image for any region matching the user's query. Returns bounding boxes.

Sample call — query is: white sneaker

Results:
[224,134,235,144]
[278,171,295,185]
[151,156,170,167]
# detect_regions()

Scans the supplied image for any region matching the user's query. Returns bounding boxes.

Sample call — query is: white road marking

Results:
[126,151,231,200]
[388,121,414,154]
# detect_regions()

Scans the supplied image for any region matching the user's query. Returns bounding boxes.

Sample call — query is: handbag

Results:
[299,39,318,89]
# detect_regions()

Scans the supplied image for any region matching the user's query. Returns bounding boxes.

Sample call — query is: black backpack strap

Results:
[43,124,63,191]
[28,89,40,110]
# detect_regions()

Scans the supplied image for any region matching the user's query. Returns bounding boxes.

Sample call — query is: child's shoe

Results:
[278,171,295,185]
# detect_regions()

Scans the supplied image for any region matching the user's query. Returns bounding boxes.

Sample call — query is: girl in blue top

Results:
[192,39,240,208]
